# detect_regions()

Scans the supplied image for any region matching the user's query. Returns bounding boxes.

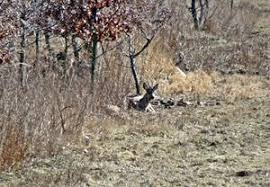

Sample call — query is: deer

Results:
[126,82,159,113]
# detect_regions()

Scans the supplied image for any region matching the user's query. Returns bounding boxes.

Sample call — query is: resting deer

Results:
[126,82,159,112]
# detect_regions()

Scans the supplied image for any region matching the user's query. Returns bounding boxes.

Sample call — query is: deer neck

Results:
[137,93,152,110]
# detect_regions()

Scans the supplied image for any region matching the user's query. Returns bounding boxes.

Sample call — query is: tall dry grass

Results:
[0,49,132,171]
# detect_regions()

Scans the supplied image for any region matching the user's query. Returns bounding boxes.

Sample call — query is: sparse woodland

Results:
[0,0,270,186]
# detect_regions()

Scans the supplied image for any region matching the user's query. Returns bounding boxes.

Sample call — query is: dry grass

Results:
[0,1,270,186]
[2,92,269,186]
[0,64,131,171]
[134,0,270,99]
[0,126,27,171]
[215,74,269,103]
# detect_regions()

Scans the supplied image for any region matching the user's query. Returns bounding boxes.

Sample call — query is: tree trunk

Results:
[71,34,79,62]
[91,34,98,87]
[34,30,39,67]
[63,36,69,76]
[230,0,234,9]
[45,32,54,70]
[90,2,98,90]
[198,0,209,28]
[191,0,199,30]
[33,0,39,67]
[129,54,140,95]
[19,12,26,87]
[126,35,141,95]
[190,0,209,30]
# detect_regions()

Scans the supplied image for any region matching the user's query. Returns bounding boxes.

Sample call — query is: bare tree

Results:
[230,0,234,9]
[19,9,26,87]
[71,34,80,62]
[37,0,131,88]
[1,0,169,94]
[125,1,171,94]
[188,0,209,30]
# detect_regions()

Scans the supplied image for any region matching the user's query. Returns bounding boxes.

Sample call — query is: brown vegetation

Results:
[0,0,270,186]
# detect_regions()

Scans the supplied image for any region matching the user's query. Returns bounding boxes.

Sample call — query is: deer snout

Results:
[152,93,161,100]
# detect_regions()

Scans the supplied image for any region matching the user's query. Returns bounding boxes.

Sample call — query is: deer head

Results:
[142,82,158,100]
[136,82,158,111]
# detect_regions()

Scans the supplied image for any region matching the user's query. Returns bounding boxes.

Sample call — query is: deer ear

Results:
[153,83,159,90]
[143,82,148,90]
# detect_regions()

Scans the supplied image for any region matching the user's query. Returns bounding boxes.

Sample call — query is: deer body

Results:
[126,83,158,112]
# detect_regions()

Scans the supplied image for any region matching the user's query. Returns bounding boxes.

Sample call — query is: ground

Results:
[1,0,270,186]
[1,76,270,186]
